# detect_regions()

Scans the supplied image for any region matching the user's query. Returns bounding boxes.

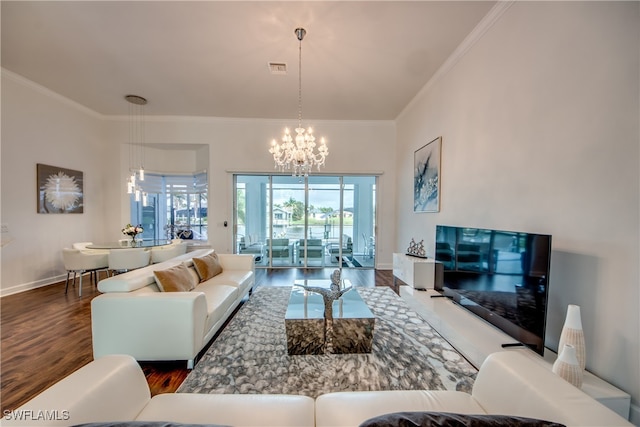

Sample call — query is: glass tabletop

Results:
[287,280,374,320]
[86,240,172,249]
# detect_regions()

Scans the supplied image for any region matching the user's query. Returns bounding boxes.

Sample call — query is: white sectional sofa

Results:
[91,249,255,369]
[315,350,633,427]
[1,354,315,427]
[2,351,631,427]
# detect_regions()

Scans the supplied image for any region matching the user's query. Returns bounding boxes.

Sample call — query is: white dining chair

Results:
[72,241,111,281]
[150,241,188,264]
[62,248,109,297]
[108,248,151,274]
[72,241,93,250]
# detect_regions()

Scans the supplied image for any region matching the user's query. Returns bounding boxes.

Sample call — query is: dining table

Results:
[86,240,172,249]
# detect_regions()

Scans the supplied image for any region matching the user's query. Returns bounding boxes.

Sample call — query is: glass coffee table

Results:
[285,279,375,355]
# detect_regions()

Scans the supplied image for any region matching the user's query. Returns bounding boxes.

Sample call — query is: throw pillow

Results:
[153,262,198,292]
[358,412,566,427]
[193,251,223,282]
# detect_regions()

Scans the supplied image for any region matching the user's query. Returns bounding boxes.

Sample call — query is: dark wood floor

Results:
[1,267,395,413]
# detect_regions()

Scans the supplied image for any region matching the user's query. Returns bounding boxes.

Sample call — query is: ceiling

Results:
[1,1,495,121]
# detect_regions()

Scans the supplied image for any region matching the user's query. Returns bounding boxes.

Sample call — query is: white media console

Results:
[399,285,632,420]
[391,253,632,419]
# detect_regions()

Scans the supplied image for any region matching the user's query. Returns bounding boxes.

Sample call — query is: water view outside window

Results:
[234,174,376,268]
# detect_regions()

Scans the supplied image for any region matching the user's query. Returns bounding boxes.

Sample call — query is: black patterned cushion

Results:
[358,412,566,427]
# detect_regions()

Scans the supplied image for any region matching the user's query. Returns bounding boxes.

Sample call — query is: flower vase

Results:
[558,304,586,370]
[130,235,137,247]
[552,344,583,388]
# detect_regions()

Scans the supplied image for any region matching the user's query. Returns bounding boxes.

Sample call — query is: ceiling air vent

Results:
[268,62,287,75]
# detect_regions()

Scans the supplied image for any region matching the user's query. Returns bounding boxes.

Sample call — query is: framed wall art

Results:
[37,163,84,214]
[413,136,441,213]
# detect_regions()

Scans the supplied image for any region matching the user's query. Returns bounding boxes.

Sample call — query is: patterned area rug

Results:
[177,286,477,398]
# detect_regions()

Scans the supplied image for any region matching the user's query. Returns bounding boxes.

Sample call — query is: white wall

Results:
[1,71,113,294]
[396,1,639,420]
[106,116,396,259]
[1,72,397,295]
[141,145,205,174]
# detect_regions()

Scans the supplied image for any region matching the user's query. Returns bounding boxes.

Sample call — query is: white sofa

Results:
[91,249,255,369]
[316,350,632,427]
[2,351,631,427]
[1,354,315,427]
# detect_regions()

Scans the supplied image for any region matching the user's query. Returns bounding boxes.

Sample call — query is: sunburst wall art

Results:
[37,164,84,214]
[414,137,441,213]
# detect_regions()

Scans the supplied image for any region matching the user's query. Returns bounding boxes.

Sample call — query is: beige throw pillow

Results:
[153,262,198,292]
[193,251,223,282]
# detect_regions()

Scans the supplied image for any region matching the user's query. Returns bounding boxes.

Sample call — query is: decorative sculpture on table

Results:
[295,269,353,354]
[295,269,352,321]
[406,238,427,258]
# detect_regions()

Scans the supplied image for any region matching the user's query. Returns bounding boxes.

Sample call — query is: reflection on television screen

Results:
[435,225,552,355]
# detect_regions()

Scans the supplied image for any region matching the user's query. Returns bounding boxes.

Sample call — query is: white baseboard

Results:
[376,262,392,270]
[629,402,640,426]
[0,275,66,297]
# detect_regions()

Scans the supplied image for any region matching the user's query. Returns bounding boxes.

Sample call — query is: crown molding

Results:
[104,114,395,127]
[1,68,105,120]
[397,1,515,121]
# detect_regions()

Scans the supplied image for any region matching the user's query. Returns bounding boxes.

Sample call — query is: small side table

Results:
[285,280,375,355]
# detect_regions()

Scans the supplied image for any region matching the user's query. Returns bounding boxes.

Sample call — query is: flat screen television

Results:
[434,225,552,355]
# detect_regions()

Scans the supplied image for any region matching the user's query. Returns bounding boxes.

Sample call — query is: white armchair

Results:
[62,248,109,296]
[108,248,151,274]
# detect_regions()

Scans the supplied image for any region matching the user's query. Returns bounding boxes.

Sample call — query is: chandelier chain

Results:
[298,34,303,127]
[269,27,328,177]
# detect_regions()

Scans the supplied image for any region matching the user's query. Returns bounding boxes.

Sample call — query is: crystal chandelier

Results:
[269,28,328,177]
[125,94,148,206]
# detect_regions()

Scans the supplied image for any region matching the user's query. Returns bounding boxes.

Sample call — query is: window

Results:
[234,174,376,268]
[130,172,207,241]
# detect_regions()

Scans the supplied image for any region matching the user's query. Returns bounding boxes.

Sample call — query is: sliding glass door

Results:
[305,176,341,267]
[269,176,304,267]
[344,176,376,266]
[234,174,376,268]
